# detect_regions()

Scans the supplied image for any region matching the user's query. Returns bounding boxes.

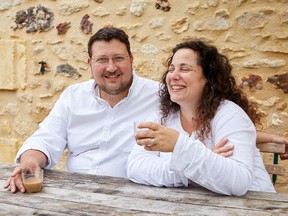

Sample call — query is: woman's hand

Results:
[135,122,234,157]
[212,138,234,158]
[134,121,179,152]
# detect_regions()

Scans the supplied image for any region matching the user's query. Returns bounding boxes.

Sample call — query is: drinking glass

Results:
[22,169,44,193]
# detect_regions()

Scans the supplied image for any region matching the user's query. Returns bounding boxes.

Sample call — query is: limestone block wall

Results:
[0,0,287,192]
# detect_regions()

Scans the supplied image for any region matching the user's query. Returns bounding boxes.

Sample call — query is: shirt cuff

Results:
[15,145,50,168]
[170,133,202,172]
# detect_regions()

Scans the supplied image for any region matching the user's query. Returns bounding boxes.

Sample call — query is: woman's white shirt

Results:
[127,100,275,195]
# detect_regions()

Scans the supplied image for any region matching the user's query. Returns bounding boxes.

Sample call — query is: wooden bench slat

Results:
[264,163,285,175]
[256,143,285,154]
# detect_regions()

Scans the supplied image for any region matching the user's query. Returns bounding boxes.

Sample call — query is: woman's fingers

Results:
[214,138,229,148]
[213,140,234,158]
[219,150,233,157]
[136,138,156,147]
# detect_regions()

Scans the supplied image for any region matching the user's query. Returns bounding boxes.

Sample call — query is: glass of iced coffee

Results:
[22,169,44,193]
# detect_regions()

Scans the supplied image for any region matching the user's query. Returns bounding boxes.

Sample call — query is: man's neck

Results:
[100,90,129,108]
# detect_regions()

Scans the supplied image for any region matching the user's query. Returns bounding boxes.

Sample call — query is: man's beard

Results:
[98,74,133,96]
[99,82,130,95]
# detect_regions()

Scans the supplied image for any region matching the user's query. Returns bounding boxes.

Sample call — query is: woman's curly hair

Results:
[159,40,261,140]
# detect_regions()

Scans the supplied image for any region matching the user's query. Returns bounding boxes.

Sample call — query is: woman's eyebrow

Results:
[174,63,194,69]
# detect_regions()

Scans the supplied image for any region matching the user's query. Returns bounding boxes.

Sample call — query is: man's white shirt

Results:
[16,73,159,178]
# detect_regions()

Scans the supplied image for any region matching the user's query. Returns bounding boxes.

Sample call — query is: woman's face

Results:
[166,48,207,108]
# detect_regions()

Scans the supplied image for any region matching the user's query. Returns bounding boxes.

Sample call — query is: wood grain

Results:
[1,162,287,216]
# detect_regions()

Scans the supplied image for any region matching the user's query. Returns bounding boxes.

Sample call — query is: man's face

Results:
[88,39,134,99]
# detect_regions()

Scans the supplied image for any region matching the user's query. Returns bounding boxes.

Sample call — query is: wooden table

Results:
[0,162,288,215]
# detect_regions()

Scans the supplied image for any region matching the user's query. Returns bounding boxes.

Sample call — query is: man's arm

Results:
[3,149,48,193]
[256,130,288,160]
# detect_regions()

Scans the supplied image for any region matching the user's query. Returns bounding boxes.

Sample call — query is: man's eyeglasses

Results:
[91,55,129,64]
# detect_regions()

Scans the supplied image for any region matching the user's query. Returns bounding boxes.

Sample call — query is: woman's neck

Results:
[180,108,197,136]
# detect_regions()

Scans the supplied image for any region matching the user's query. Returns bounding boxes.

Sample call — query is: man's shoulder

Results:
[66,79,94,90]
[136,75,159,89]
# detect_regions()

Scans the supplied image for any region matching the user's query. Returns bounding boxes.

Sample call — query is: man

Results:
[4,26,287,193]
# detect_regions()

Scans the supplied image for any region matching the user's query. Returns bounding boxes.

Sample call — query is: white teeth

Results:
[106,74,119,78]
[171,85,184,90]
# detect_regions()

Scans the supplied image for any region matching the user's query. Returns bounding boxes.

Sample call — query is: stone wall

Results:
[0,0,287,192]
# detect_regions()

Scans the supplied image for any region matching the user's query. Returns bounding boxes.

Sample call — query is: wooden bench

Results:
[256,142,286,185]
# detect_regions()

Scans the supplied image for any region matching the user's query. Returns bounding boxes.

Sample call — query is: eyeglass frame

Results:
[90,55,130,65]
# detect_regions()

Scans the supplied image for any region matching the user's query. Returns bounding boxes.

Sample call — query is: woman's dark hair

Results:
[87,26,131,57]
[159,40,261,140]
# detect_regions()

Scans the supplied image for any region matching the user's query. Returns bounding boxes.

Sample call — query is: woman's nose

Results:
[170,69,180,80]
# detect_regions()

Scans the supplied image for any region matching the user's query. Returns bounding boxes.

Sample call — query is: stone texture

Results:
[56,22,71,35]
[149,17,165,29]
[250,96,280,107]
[0,0,21,11]
[155,32,171,41]
[193,17,230,31]
[140,43,159,55]
[131,33,149,43]
[0,103,19,117]
[253,41,288,54]
[243,59,286,68]
[116,7,127,16]
[240,74,263,91]
[92,7,110,17]
[235,8,275,29]
[0,138,19,164]
[130,0,147,17]
[58,0,90,16]
[56,64,82,79]
[17,93,33,103]
[171,17,189,34]
[267,72,288,93]
[11,5,54,33]
[0,40,26,90]
[80,14,93,34]
[53,45,71,60]
[155,0,171,12]
[0,40,16,90]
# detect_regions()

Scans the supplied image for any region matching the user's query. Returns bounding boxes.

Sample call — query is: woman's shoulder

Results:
[218,100,245,112]
[216,100,249,119]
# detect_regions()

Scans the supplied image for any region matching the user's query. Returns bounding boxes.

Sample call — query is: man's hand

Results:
[3,150,47,193]
[3,161,41,193]
[273,137,288,160]
[256,131,288,160]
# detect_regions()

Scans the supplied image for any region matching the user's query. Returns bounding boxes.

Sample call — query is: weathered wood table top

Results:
[0,162,287,216]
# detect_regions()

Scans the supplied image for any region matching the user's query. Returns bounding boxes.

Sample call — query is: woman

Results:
[127,40,275,196]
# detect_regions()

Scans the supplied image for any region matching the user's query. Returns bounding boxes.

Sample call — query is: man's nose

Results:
[106,59,117,71]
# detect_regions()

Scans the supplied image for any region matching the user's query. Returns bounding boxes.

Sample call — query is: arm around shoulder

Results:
[256,130,288,160]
